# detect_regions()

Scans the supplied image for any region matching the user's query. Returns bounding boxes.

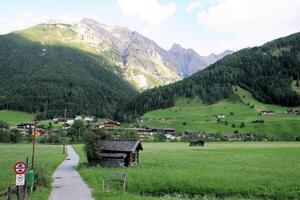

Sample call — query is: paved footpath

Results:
[49,145,94,200]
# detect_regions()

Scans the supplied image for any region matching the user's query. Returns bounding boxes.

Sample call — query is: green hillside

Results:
[0,31,137,118]
[116,32,300,121]
[139,87,300,138]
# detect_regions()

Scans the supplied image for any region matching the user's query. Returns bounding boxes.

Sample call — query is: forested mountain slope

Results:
[116,32,300,121]
[0,33,137,118]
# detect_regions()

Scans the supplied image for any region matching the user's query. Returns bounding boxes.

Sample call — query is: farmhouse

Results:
[217,114,225,119]
[260,111,275,116]
[98,119,121,129]
[99,140,143,167]
[136,128,153,141]
[17,121,40,133]
[75,115,95,121]
[189,139,205,147]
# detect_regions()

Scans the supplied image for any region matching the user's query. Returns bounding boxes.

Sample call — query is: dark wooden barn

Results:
[99,140,143,167]
[189,139,205,147]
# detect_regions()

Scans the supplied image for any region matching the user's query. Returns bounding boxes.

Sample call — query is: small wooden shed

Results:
[189,139,205,147]
[99,140,143,167]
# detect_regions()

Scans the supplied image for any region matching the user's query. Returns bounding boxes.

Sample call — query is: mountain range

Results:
[17,18,233,90]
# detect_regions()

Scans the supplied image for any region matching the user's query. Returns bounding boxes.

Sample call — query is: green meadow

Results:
[73,142,300,200]
[0,144,64,200]
[0,110,34,127]
[139,87,300,137]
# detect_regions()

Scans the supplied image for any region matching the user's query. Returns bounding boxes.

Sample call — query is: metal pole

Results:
[63,109,66,154]
[31,118,37,170]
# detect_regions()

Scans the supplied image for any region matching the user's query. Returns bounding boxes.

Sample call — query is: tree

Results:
[83,129,110,164]
[154,132,166,142]
[0,120,9,131]
[67,120,86,142]
[297,72,300,87]
[10,129,22,143]
[240,122,245,128]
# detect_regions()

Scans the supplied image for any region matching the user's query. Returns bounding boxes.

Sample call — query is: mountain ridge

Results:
[11,18,232,90]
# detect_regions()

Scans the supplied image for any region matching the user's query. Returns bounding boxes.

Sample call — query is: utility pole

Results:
[31,113,37,170]
[63,109,67,154]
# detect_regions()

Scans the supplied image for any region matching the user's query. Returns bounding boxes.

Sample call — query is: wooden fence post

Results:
[7,187,12,200]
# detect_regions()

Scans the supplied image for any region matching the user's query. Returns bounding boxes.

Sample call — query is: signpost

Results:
[13,161,27,200]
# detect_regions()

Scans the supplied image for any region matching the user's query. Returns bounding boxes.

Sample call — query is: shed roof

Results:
[100,140,143,152]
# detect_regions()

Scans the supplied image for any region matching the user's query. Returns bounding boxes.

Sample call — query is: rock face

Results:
[19,18,233,90]
[167,44,234,77]
[72,18,180,90]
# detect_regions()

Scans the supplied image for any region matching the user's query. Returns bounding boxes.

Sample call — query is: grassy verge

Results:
[73,142,300,200]
[0,143,65,200]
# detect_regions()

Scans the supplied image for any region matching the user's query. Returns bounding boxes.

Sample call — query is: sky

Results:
[1,0,300,55]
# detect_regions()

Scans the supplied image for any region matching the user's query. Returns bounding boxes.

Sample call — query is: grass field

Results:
[73,142,300,200]
[139,87,300,137]
[0,144,65,200]
[0,110,34,127]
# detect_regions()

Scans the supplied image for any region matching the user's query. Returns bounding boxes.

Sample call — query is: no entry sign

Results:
[13,162,27,174]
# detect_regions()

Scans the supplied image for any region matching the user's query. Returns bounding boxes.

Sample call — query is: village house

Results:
[99,140,143,167]
[189,139,205,147]
[53,117,74,125]
[135,128,154,141]
[260,111,275,116]
[217,114,225,119]
[75,115,95,121]
[17,121,40,133]
[138,126,177,140]
[100,121,121,129]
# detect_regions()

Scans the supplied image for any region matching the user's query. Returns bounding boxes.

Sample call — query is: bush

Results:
[240,122,245,128]
[119,130,139,140]
[154,132,166,142]
[10,129,22,143]
[83,129,110,164]
[34,166,51,189]
[0,129,22,143]
[0,130,11,143]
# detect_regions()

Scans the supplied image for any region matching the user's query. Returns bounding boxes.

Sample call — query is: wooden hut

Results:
[189,139,205,147]
[99,140,143,167]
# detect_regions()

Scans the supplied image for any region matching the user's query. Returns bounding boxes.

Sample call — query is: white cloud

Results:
[118,0,176,24]
[186,1,203,13]
[196,0,300,52]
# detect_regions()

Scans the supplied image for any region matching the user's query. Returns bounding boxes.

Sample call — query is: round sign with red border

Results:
[13,162,27,174]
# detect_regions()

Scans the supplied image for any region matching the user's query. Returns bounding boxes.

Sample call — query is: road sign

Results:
[16,174,25,186]
[13,162,27,174]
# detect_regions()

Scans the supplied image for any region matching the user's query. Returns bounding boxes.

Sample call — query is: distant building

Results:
[217,114,225,119]
[75,115,95,121]
[17,121,39,131]
[165,133,175,140]
[189,139,205,147]
[101,121,121,129]
[99,140,143,167]
[260,111,275,116]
